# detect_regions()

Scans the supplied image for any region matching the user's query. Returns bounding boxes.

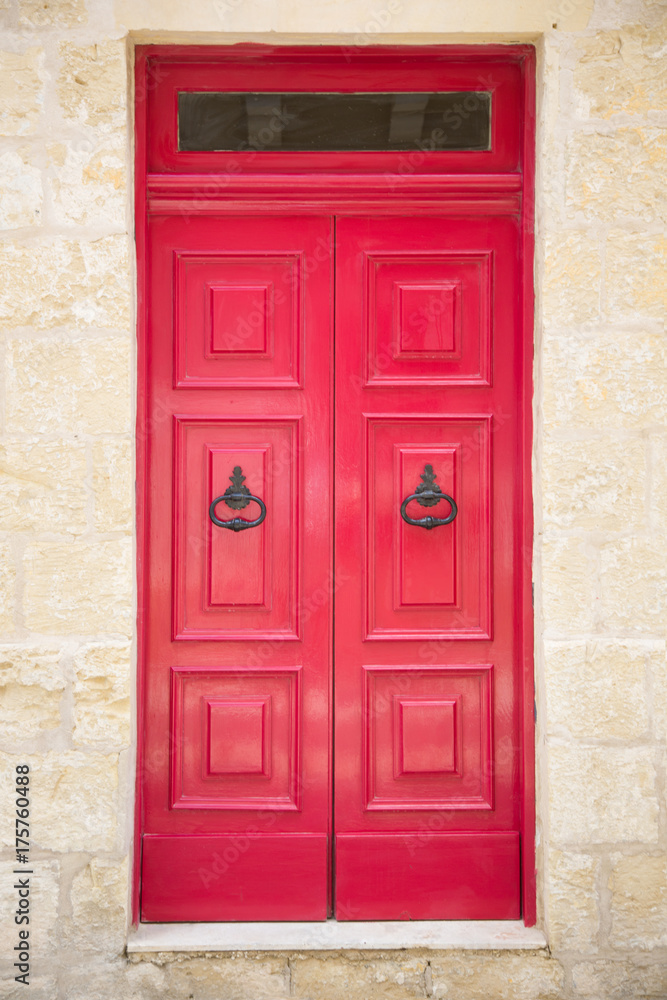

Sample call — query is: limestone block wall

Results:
[0,0,665,997]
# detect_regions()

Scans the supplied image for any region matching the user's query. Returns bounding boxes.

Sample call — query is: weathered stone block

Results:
[0,975,60,999]
[0,48,44,136]
[543,332,667,429]
[541,536,597,635]
[542,231,601,326]
[574,21,667,118]
[166,955,290,999]
[599,537,667,634]
[93,439,133,533]
[290,955,426,999]
[0,148,42,229]
[124,962,168,1000]
[72,642,131,748]
[548,746,659,844]
[58,41,126,131]
[0,439,87,534]
[572,958,667,998]
[650,643,667,740]
[609,853,667,949]
[542,435,645,530]
[0,643,66,691]
[62,961,165,1000]
[0,237,131,330]
[47,141,126,228]
[19,0,86,26]
[6,338,131,434]
[649,433,667,531]
[0,542,16,634]
[63,859,128,957]
[0,644,66,741]
[545,640,650,740]
[606,231,667,319]
[24,539,132,635]
[428,952,563,999]
[0,751,118,852]
[566,128,667,223]
[546,849,600,951]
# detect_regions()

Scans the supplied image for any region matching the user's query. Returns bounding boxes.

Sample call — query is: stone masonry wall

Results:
[0,0,665,997]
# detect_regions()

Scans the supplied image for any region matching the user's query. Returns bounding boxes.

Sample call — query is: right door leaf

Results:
[334,214,523,920]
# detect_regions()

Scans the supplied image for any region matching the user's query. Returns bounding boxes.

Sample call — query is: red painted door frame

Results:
[134,43,536,925]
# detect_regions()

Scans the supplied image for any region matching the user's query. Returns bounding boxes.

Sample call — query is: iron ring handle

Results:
[209,492,267,532]
[400,491,458,530]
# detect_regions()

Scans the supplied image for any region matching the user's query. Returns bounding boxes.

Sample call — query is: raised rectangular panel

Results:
[173,416,300,641]
[366,252,491,386]
[207,284,271,355]
[366,416,491,640]
[171,666,301,810]
[142,834,329,922]
[396,446,457,609]
[208,447,268,609]
[174,251,301,387]
[396,282,460,356]
[206,697,271,776]
[335,832,520,921]
[397,698,458,775]
[364,665,493,811]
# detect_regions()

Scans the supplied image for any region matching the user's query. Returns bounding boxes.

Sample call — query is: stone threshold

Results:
[128,920,548,952]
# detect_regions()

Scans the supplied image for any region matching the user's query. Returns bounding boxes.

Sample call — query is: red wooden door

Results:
[137,44,535,926]
[141,214,334,920]
[141,210,527,922]
[334,215,525,919]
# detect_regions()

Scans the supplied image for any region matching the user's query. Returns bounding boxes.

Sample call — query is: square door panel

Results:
[170,667,301,811]
[366,417,491,639]
[206,697,271,776]
[208,284,270,355]
[173,417,300,640]
[174,251,302,387]
[365,252,491,386]
[397,699,458,775]
[364,665,493,810]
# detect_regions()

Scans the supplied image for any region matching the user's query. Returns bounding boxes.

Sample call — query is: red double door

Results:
[140,210,527,922]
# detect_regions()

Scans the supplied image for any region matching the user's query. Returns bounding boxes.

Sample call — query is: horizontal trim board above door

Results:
[146,172,523,216]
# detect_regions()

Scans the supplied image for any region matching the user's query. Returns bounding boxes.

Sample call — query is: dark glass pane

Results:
[178,92,491,152]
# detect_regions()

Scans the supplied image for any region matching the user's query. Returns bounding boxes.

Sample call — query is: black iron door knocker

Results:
[209,466,266,533]
[400,464,458,530]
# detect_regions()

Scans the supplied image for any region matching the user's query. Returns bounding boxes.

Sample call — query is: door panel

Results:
[363,664,493,811]
[366,416,491,638]
[334,215,522,919]
[173,416,301,640]
[169,665,301,811]
[335,832,520,920]
[141,214,333,921]
[142,833,328,921]
[174,250,303,387]
[366,251,491,386]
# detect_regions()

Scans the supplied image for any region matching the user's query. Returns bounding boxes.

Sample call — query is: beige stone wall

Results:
[0,0,665,997]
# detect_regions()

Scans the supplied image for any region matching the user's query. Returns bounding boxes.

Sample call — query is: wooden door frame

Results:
[133,42,536,926]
